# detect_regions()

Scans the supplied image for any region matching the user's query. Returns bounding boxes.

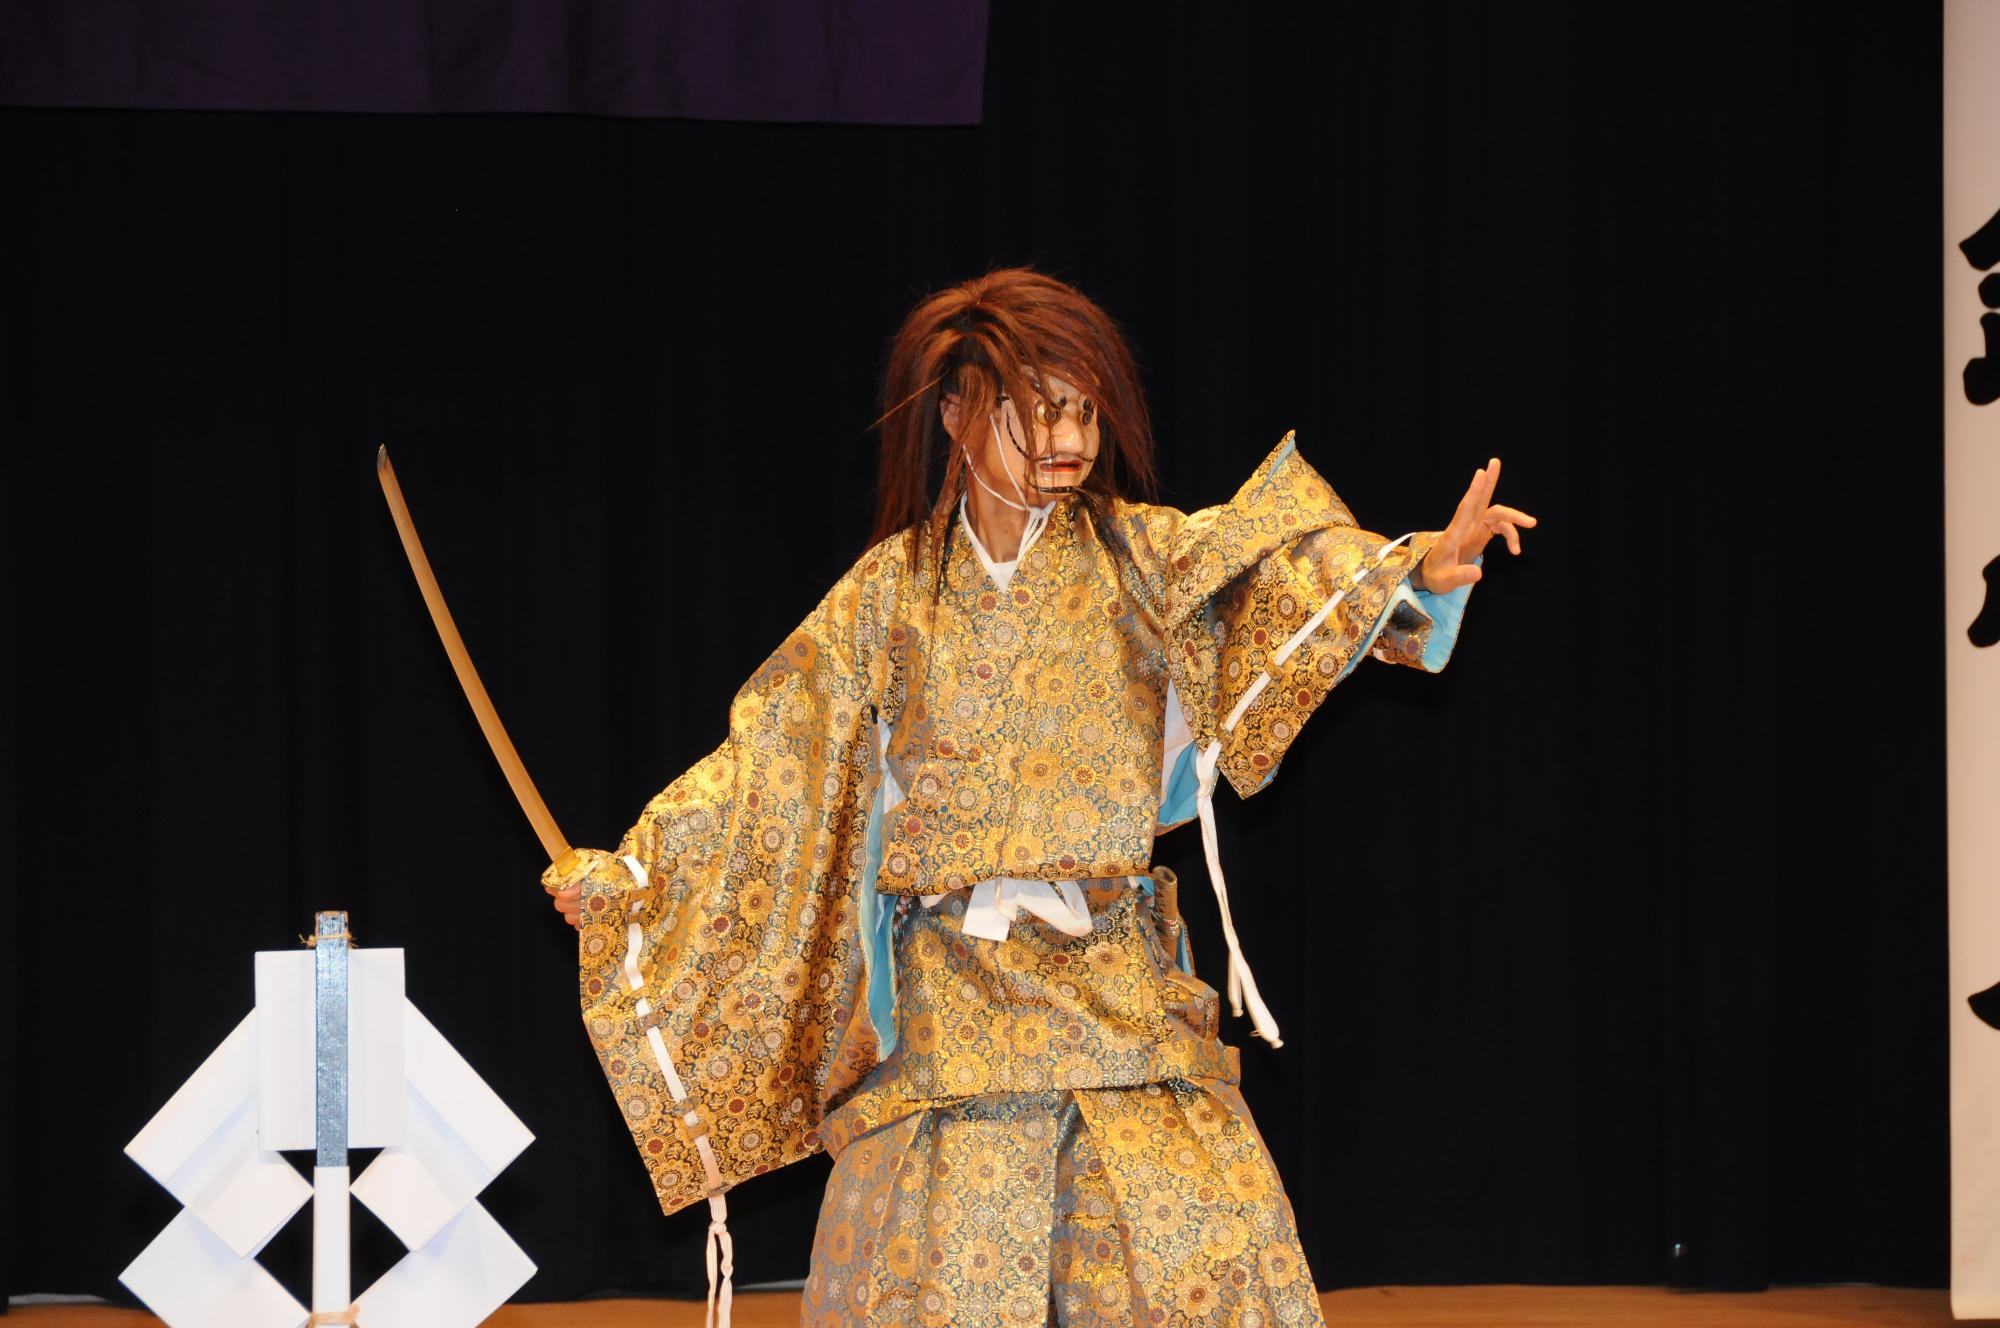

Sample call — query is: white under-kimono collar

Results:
[958,494,1055,593]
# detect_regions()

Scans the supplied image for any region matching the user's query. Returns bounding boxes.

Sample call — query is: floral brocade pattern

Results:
[573,544,906,1216]
[1110,440,1438,799]
[822,879,1235,1154]
[873,499,1170,895]
[802,1084,1324,1328]
[877,433,1436,891]
[570,435,1444,1222]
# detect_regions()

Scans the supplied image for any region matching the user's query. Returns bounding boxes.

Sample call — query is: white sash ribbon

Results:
[956,876,1094,941]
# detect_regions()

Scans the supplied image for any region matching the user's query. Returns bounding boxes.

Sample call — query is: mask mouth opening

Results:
[995,410,1096,493]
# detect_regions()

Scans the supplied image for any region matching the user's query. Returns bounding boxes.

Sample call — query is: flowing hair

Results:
[871,268,1159,591]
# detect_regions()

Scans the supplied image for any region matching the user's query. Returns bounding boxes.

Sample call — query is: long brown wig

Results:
[870,268,1159,589]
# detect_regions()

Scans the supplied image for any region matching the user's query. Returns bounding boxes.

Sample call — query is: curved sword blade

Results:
[376,446,579,878]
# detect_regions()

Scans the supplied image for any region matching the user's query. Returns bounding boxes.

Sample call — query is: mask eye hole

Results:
[1080,399,1096,426]
[1035,400,1063,428]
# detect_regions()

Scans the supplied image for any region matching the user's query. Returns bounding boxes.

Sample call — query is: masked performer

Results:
[545,268,1534,1327]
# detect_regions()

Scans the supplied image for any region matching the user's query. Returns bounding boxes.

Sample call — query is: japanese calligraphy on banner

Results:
[1947,1,2000,1317]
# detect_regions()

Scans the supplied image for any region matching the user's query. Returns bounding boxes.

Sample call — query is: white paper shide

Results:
[121,912,536,1327]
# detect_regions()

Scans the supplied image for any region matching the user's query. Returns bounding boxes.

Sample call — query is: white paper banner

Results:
[1946,2,2000,1317]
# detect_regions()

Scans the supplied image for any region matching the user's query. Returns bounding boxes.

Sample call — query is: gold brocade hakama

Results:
[802,883,1323,1327]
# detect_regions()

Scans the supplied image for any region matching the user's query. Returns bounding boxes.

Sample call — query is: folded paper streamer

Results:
[122,915,536,1328]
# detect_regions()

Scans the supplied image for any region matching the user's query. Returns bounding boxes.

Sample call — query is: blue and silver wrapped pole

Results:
[311,910,351,1318]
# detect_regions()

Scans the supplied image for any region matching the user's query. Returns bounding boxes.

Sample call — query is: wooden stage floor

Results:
[9,1285,1984,1326]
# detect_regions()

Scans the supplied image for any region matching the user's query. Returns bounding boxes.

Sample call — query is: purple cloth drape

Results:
[0,0,988,122]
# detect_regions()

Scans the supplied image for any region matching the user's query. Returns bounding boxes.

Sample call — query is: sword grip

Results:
[542,847,598,896]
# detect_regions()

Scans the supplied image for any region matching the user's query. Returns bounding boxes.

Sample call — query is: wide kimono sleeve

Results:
[1131,432,1472,802]
[564,538,905,1221]
[1120,434,1475,1048]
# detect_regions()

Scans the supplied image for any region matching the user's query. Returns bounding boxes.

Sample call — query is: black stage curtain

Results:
[0,0,1944,1308]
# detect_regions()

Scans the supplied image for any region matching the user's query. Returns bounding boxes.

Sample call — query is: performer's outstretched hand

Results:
[1417,457,1536,592]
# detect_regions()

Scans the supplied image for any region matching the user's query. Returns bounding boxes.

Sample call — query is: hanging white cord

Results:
[704,1201,734,1328]
[1193,533,1420,1051]
[1194,738,1283,1046]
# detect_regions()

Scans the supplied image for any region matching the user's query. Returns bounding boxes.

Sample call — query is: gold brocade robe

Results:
[571,436,1448,1218]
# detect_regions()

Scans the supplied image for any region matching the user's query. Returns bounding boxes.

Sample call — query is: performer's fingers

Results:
[1454,469,1483,522]
[1430,562,1482,591]
[1488,505,1536,527]
[1445,470,1483,546]
[1496,521,1521,555]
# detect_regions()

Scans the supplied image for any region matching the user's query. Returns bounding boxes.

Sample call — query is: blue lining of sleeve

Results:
[1331,562,1477,684]
[1158,742,1200,829]
[1252,435,1298,496]
[859,784,898,1055]
[1411,575,1475,672]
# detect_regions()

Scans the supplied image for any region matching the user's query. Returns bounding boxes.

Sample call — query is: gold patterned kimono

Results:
[564,436,1467,1326]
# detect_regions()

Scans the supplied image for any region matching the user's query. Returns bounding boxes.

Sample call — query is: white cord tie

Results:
[1193,533,1422,1051]
[1193,739,1284,1047]
[615,855,735,1328]
[705,1196,734,1328]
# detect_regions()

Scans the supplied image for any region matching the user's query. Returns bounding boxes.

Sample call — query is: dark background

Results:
[0,0,1946,1310]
